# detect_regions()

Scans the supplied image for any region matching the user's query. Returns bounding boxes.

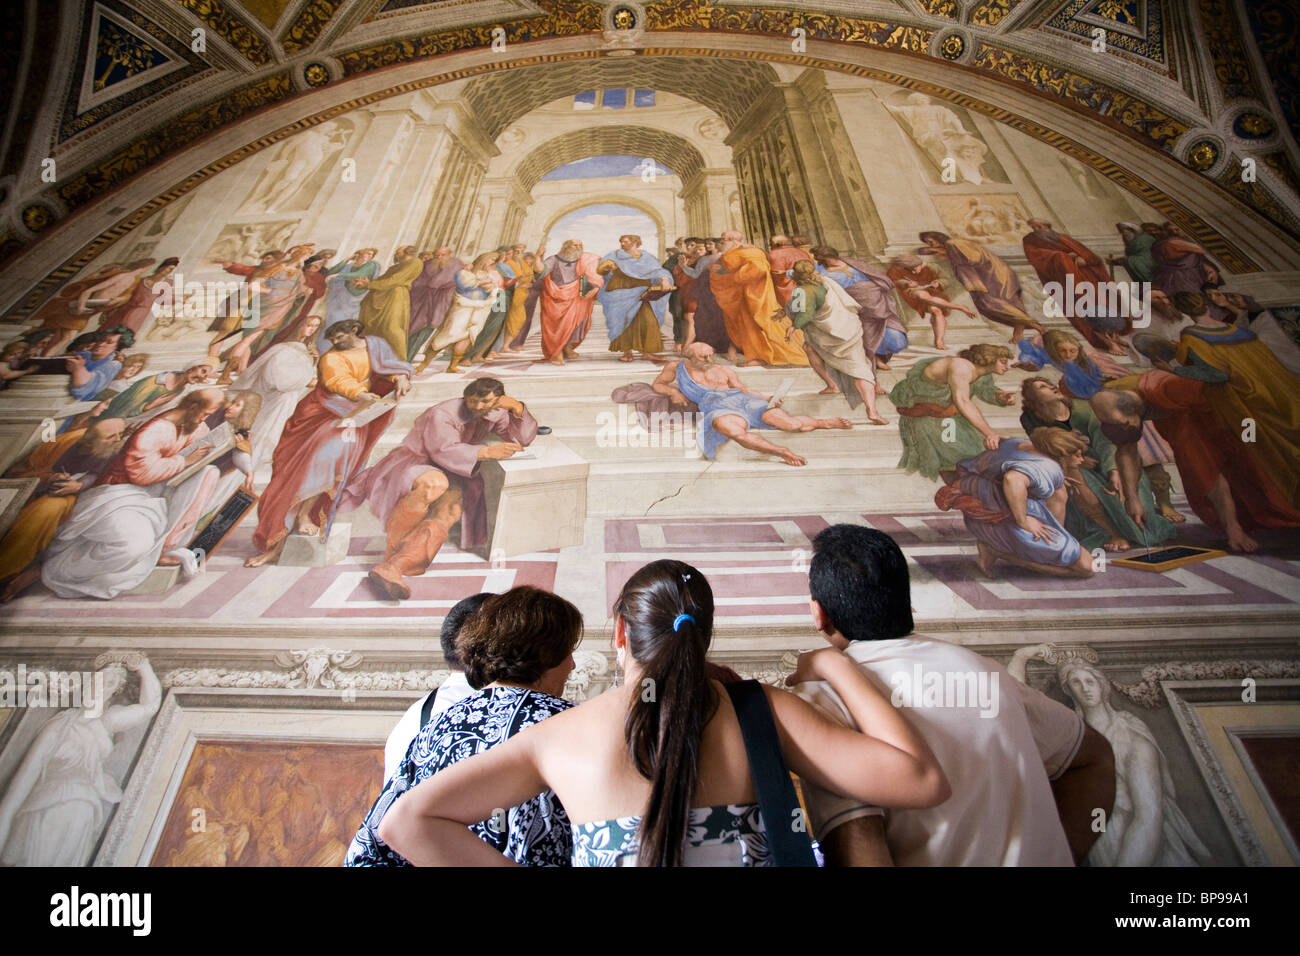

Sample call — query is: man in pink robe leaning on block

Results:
[342,377,537,600]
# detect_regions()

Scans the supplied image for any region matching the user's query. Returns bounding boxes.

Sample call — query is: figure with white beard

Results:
[34,389,226,599]
[230,315,321,481]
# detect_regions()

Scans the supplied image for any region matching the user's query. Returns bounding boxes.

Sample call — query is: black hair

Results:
[809,524,914,642]
[463,377,505,399]
[615,559,716,867]
[440,592,491,668]
[100,325,135,349]
[324,319,363,338]
[67,332,101,353]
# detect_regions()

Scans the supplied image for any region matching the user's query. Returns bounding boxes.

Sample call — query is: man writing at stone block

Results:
[790,524,1115,866]
[343,378,536,600]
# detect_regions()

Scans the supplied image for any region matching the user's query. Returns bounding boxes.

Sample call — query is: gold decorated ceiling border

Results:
[1196,0,1263,102]
[972,44,1186,149]
[54,73,294,210]
[174,0,273,65]
[7,44,1268,320]
[282,0,349,54]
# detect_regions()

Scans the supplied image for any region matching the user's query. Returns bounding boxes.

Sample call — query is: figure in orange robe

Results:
[0,420,125,587]
[767,236,813,307]
[537,240,604,364]
[708,231,808,367]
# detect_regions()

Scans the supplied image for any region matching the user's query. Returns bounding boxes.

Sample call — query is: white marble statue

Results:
[0,653,162,866]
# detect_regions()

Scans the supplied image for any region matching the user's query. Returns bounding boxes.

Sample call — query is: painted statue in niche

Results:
[239,121,352,215]
[884,91,1009,185]
[1056,658,1212,866]
[151,740,384,866]
[0,653,159,866]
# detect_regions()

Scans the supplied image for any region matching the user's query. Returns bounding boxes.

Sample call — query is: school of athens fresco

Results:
[0,0,1298,868]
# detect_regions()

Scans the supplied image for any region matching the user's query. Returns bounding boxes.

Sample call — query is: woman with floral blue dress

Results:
[345,586,581,866]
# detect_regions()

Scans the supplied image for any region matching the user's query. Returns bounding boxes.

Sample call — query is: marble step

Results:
[584,456,947,516]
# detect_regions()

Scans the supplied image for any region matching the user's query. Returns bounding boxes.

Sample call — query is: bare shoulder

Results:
[761,681,825,730]
[946,356,976,379]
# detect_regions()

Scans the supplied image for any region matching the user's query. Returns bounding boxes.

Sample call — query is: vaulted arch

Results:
[513,126,707,192]
[462,57,776,141]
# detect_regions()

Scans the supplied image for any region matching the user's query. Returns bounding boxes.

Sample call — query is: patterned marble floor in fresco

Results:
[2,507,1298,640]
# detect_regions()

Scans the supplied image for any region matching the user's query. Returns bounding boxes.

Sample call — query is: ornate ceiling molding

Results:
[2,0,1298,300]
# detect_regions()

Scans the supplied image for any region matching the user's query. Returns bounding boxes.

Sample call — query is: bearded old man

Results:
[29,389,228,599]
[406,247,464,362]
[709,230,808,367]
[356,245,424,360]
[537,239,604,364]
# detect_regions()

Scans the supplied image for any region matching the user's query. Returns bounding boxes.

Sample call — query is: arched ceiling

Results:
[513,125,707,191]
[463,57,775,141]
[1,0,1298,279]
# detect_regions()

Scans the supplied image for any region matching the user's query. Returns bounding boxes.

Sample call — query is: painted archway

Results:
[539,193,670,260]
[6,33,1300,317]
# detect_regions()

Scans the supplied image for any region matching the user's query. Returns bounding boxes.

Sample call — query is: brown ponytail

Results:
[615,559,716,867]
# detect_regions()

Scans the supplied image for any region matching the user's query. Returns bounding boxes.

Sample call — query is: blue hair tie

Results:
[673,613,695,632]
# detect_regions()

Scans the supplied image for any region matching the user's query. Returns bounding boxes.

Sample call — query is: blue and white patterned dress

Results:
[345,686,574,867]
[571,804,772,867]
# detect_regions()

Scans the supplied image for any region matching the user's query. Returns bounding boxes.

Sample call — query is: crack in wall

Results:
[643,458,715,515]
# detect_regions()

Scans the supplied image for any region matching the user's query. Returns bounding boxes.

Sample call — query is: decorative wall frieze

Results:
[5,4,1299,310]
[1114,659,1300,709]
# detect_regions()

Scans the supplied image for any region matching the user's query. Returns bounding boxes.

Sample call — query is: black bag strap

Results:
[419,687,440,730]
[724,680,818,867]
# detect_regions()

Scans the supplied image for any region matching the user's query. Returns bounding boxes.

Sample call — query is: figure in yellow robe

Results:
[1176,321,1300,507]
[0,420,126,584]
[357,247,424,360]
[708,239,808,367]
[503,255,537,344]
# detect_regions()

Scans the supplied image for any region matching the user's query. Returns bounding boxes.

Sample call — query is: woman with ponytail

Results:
[379,561,949,866]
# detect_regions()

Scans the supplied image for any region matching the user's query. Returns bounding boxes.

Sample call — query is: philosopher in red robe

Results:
[1023,218,1127,354]
[245,320,411,567]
